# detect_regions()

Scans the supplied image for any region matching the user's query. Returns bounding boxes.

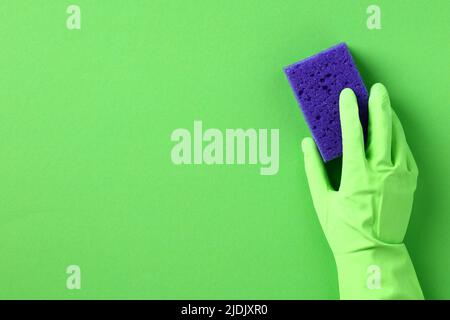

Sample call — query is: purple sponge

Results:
[284,43,368,162]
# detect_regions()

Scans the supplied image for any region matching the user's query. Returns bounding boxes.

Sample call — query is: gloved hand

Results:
[301,83,423,299]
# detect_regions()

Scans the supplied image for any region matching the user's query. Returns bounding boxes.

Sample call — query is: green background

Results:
[0,0,449,299]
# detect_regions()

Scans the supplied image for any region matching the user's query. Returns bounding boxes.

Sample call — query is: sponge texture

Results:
[284,43,368,162]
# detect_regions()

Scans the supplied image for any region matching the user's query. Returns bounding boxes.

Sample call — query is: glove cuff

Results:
[334,244,423,300]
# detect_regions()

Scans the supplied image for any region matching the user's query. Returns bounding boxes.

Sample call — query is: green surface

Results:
[0,0,449,299]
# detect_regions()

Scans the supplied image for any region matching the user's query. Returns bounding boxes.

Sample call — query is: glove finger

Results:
[366,83,393,168]
[302,137,331,219]
[407,148,419,176]
[392,111,418,174]
[406,143,419,176]
[391,111,408,169]
[339,88,367,183]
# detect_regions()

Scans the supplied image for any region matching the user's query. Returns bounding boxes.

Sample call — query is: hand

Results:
[301,83,423,299]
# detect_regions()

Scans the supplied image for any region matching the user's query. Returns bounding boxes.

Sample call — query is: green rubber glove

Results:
[301,83,423,300]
